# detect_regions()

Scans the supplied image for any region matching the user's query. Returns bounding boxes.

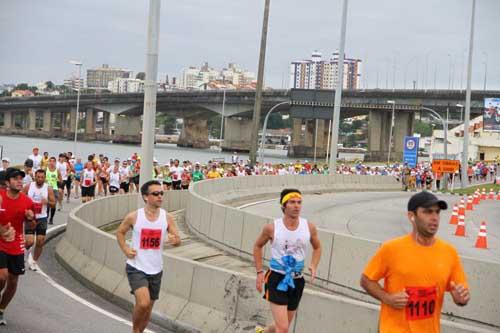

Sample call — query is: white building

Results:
[107,78,144,93]
[179,62,256,90]
[64,77,85,90]
[290,51,362,90]
[430,116,500,162]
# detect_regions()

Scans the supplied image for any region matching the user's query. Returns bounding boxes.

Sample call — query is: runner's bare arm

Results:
[308,222,322,282]
[57,170,62,182]
[116,211,137,259]
[22,184,29,194]
[450,281,470,306]
[0,223,15,242]
[166,213,181,246]
[360,274,409,309]
[253,223,273,293]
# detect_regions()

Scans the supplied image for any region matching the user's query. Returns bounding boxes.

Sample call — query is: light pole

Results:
[328,0,349,172]
[482,51,488,91]
[403,56,417,90]
[422,106,448,190]
[259,101,289,164]
[219,88,226,150]
[69,60,83,156]
[387,100,396,164]
[249,0,271,165]
[139,0,161,194]
[456,103,464,123]
[462,0,476,189]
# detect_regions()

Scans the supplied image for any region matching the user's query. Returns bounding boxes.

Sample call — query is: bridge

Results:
[0,89,495,160]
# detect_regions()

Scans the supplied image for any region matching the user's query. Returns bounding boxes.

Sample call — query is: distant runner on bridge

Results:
[253,188,321,333]
[116,180,181,333]
[361,191,470,333]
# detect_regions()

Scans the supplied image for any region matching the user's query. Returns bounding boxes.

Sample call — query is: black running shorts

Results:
[263,270,305,311]
[25,217,48,236]
[0,252,25,275]
[126,264,162,300]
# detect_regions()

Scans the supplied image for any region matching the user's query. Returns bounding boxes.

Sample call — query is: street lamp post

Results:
[219,88,226,149]
[462,0,476,189]
[259,101,289,164]
[387,100,396,164]
[69,60,83,156]
[249,0,271,165]
[139,0,161,195]
[328,0,349,172]
[482,51,488,91]
[422,106,448,190]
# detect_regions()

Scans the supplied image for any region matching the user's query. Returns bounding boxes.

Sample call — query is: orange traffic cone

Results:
[466,196,473,210]
[481,188,486,200]
[473,193,480,205]
[474,222,488,249]
[489,189,494,199]
[458,199,466,216]
[449,205,459,225]
[455,215,466,237]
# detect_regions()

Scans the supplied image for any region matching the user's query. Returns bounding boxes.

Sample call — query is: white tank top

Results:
[57,161,68,180]
[270,217,310,275]
[28,182,48,219]
[127,208,168,275]
[109,171,120,188]
[82,169,95,187]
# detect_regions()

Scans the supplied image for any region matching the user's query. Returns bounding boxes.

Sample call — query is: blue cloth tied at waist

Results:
[270,256,304,292]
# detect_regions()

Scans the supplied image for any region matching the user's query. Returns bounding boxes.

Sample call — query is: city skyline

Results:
[1,0,499,90]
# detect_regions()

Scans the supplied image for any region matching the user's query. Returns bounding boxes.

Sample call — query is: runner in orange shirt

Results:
[360,191,470,333]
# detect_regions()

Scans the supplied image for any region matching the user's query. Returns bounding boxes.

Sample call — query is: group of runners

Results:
[114,184,470,333]
[0,145,474,332]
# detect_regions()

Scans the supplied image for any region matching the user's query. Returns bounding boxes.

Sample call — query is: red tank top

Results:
[0,190,34,255]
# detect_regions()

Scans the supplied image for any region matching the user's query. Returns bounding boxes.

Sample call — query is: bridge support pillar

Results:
[69,108,77,134]
[221,117,252,152]
[288,118,328,158]
[113,115,141,144]
[102,112,110,136]
[366,110,391,161]
[392,111,415,161]
[85,108,95,134]
[28,109,37,131]
[42,110,52,132]
[177,117,209,149]
[1,111,13,133]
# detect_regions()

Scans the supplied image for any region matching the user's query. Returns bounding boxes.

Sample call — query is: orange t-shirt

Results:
[363,234,467,333]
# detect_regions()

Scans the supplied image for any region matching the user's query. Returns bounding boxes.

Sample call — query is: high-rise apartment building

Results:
[87,64,131,89]
[290,51,362,90]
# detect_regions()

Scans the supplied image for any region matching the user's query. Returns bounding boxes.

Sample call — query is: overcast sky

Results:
[1,0,499,90]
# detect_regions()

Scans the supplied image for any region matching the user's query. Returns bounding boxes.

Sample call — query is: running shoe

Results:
[27,252,34,266]
[0,312,6,325]
[255,326,264,333]
[29,261,39,271]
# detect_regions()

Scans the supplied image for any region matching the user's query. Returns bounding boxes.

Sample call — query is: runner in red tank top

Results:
[0,168,35,326]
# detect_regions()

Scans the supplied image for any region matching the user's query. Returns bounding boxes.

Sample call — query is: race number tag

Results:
[405,286,437,321]
[84,179,91,186]
[33,202,43,214]
[140,228,162,250]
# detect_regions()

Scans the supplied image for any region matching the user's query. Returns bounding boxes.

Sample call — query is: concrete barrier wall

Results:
[186,174,500,329]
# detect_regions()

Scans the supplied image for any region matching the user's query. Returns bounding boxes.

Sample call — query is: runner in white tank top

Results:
[116,180,181,333]
[22,169,56,271]
[253,188,322,333]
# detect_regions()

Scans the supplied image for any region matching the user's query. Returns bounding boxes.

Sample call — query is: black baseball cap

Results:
[5,167,26,180]
[407,191,448,212]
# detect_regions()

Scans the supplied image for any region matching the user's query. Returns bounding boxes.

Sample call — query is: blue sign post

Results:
[403,136,419,167]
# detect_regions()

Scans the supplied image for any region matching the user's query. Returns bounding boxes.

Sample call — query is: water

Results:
[0,135,294,165]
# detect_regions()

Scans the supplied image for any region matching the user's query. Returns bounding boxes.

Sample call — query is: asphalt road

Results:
[2,199,168,333]
[242,191,500,263]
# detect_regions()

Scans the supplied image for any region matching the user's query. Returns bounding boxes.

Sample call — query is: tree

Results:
[413,120,434,137]
[136,72,146,80]
[45,81,55,90]
[351,119,364,130]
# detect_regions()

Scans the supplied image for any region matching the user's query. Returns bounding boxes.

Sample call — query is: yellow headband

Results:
[281,192,302,205]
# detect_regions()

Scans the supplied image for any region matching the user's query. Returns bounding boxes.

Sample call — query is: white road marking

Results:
[236,198,276,209]
[35,223,157,333]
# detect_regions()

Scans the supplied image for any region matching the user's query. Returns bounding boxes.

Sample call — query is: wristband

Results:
[256,270,264,275]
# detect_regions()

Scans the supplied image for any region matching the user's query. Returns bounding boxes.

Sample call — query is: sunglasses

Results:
[149,191,164,197]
